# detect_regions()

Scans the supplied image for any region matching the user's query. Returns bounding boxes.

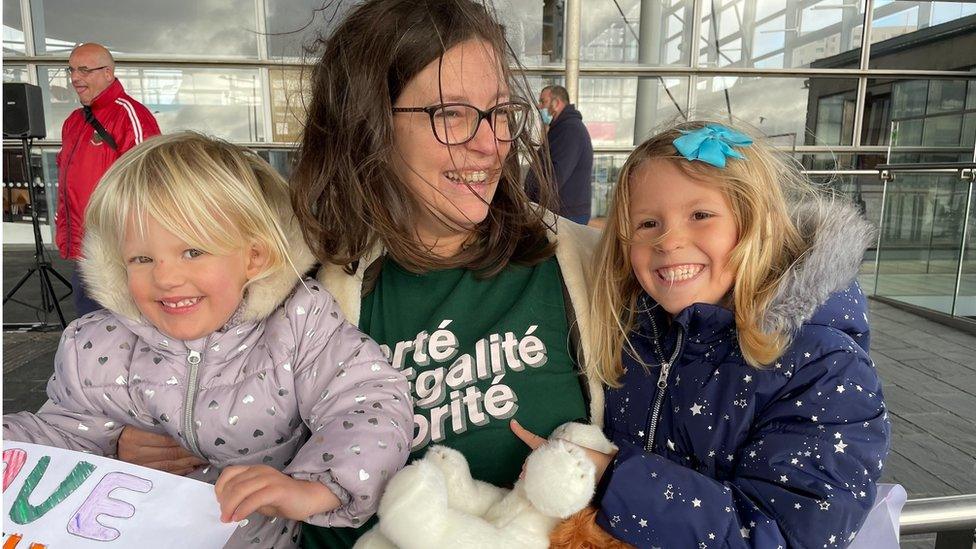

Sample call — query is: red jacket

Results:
[55,79,160,259]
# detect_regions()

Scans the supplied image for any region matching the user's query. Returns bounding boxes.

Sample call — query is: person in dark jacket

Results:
[528,85,593,225]
[540,121,890,548]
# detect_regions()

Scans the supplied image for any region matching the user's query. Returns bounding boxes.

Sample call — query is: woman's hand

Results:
[510,419,616,483]
[117,426,207,475]
[214,465,341,522]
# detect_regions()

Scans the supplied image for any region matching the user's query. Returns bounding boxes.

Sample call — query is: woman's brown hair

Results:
[291,0,556,276]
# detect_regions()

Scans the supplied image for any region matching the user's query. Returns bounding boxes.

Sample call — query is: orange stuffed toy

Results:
[550,506,636,549]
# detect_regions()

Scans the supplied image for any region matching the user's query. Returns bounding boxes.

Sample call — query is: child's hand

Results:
[214,465,341,522]
[510,419,616,484]
[117,426,208,475]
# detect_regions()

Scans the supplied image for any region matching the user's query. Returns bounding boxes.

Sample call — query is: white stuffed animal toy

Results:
[353,422,615,549]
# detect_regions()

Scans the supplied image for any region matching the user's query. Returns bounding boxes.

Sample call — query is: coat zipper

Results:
[182,346,205,456]
[644,319,684,452]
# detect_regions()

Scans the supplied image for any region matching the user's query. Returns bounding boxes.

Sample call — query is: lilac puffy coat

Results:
[4,195,412,548]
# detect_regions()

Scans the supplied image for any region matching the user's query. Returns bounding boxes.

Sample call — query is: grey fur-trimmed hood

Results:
[79,194,317,326]
[762,198,875,336]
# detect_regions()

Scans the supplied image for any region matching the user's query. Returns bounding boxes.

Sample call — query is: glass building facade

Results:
[3,0,975,319]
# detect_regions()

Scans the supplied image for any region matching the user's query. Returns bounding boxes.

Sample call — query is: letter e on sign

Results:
[67,472,153,541]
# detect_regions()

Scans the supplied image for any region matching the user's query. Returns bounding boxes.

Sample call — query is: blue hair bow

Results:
[672,124,753,168]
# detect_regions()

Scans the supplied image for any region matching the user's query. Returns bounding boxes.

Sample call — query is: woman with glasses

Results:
[115,0,602,546]
[292,0,602,546]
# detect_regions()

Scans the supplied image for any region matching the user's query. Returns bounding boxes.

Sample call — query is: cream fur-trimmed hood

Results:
[79,195,317,325]
[318,213,605,426]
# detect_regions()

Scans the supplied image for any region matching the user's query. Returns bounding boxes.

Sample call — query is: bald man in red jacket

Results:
[56,43,160,316]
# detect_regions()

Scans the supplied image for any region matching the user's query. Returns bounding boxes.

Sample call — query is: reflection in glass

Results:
[37,67,76,140]
[700,0,865,69]
[494,0,561,65]
[3,0,25,56]
[691,76,859,146]
[871,1,976,43]
[752,17,783,60]
[892,79,926,117]
[581,0,693,65]
[921,114,964,147]
[869,2,976,70]
[3,65,28,83]
[874,174,970,314]
[3,148,58,230]
[269,68,310,143]
[963,113,976,148]
[927,80,968,114]
[958,183,976,317]
[862,78,976,148]
[814,94,856,146]
[3,149,41,224]
[580,77,637,146]
[41,151,59,226]
[590,154,629,218]
[38,67,265,142]
[266,0,560,64]
[266,0,357,60]
[577,76,687,147]
[33,0,259,57]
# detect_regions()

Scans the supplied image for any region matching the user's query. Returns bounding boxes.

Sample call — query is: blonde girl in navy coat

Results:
[574,121,891,548]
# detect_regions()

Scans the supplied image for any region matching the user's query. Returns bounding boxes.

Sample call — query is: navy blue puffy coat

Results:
[596,202,891,549]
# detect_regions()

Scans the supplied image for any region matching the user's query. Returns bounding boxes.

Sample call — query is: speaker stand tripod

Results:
[3,137,72,330]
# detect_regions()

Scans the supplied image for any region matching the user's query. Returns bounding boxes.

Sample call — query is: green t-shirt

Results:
[302,256,588,548]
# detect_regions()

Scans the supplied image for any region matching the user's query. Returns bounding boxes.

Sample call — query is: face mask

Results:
[540,108,553,125]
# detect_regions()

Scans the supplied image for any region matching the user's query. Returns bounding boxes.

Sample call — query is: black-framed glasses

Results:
[392,101,530,145]
[65,65,108,76]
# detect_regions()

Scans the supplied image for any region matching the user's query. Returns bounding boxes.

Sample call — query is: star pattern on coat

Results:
[596,282,890,548]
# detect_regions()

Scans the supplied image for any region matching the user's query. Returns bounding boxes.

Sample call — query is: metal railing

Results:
[900,494,976,548]
[869,161,976,319]
[876,162,976,182]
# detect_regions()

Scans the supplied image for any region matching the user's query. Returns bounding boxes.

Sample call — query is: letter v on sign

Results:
[8,456,96,524]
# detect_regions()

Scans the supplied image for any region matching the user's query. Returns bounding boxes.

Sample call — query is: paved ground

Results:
[3,246,975,546]
[871,302,976,498]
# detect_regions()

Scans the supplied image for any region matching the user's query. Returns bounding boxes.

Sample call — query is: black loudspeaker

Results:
[3,83,46,139]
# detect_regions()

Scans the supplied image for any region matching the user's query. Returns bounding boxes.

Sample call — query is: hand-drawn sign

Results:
[2,443,236,548]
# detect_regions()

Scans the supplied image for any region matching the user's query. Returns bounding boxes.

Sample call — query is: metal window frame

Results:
[255,0,274,144]
[2,0,974,146]
[19,0,38,85]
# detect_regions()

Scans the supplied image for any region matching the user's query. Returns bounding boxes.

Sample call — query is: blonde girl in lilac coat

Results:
[3,132,412,549]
